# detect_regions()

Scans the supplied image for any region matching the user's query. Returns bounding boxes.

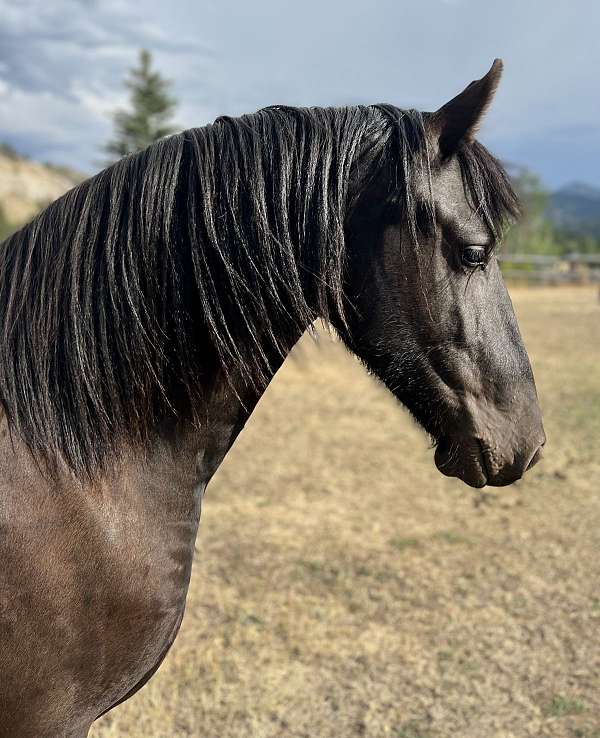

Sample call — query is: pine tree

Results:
[106,49,177,160]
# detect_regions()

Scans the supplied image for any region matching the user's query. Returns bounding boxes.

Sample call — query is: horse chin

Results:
[434,435,488,489]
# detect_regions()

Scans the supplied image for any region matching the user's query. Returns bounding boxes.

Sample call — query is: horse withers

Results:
[0,59,544,736]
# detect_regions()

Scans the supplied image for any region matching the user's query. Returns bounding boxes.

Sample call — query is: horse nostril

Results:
[526,445,544,472]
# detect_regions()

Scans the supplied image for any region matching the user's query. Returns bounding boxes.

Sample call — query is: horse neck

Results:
[159,345,297,489]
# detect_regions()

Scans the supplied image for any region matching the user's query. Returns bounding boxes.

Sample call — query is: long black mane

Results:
[0,104,517,475]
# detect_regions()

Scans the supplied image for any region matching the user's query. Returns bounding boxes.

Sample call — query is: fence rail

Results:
[499,252,600,284]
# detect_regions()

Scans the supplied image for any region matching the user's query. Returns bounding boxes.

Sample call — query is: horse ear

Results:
[431,59,504,159]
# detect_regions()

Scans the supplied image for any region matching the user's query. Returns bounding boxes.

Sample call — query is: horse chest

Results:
[0,429,208,734]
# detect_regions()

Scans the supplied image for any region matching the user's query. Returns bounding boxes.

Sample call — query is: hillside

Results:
[0,145,84,239]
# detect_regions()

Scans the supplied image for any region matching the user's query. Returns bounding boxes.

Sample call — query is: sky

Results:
[0,0,598,189]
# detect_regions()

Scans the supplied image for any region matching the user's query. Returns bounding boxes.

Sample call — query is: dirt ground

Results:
[91,287,600,738]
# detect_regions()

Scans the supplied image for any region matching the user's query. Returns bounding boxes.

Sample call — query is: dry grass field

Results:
[91,287,600,738]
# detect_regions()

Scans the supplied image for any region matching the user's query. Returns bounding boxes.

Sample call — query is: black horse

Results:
[0,60,544,737]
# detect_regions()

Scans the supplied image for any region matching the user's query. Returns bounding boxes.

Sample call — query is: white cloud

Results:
[69,80,126,118]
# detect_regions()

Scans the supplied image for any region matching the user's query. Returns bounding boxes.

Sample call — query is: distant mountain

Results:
[548,182,600,238]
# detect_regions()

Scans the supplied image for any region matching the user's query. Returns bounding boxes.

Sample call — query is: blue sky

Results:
[0,0,598,189]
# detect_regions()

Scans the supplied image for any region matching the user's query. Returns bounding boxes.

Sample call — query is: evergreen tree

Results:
[505,168,558,255]
[106,49,177,160]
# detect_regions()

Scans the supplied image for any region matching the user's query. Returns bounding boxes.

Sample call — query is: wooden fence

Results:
[499,253,600,285]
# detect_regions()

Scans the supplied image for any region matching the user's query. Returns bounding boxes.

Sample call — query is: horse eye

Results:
[461,246,486,268]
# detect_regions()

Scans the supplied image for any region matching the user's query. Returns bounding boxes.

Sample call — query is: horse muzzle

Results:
[434,433,545,488]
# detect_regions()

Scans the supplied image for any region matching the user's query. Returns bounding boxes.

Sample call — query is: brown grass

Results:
[91,287,600,738]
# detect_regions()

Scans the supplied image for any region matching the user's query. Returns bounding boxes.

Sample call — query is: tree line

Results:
[505,168,600,257]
